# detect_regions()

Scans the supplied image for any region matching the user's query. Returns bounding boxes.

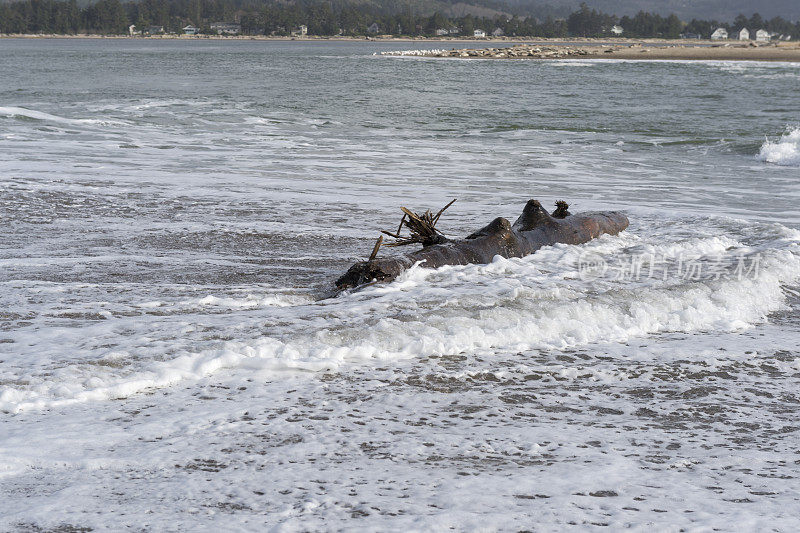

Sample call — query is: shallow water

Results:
[1,39,800,530]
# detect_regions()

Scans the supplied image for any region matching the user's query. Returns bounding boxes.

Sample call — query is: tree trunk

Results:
[335,199,629,289]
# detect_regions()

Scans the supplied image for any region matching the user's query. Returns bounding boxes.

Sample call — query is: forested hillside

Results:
[1,0,798,38]
[506,0,800,21]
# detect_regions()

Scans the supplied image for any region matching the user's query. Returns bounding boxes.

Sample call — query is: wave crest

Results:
[757,127,800,166]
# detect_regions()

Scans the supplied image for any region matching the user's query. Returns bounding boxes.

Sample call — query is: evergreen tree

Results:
[0,1,796,40]
[732,14,749,30]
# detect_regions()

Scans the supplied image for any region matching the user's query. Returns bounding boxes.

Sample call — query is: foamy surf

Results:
[3,228,799,413]
[0,106,121,127]
[757,127,800,166]
[136,292,312,311]
[5,42,800,531]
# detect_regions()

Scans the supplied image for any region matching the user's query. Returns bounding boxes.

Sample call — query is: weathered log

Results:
[335,199,628,289]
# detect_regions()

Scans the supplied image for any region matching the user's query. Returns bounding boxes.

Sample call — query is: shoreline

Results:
[3,34,800,61]
[0,33,768,45]
[383,42,800,62]
[585,45,800,62]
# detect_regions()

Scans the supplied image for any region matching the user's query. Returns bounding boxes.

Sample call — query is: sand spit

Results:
[382,42,800,62]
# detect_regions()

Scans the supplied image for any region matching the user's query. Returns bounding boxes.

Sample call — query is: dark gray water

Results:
[1,38,800,530]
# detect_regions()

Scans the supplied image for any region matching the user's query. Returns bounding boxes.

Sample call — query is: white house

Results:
[473,29,486,38]
[128,24,137,36]
[710,27,728,40]
[435,28,449,36]
[492,27,504,37]
[183,25,198,35]
[755,29,770,42]
[291,25,307,36]
[367,23,379,34]
[210,22,241,35]
[736,27,750,40]
[611,25,623,35]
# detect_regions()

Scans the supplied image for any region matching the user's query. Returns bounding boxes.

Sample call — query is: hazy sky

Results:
[528,0,800,20]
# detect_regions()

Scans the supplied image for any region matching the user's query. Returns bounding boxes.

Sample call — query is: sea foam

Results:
[3,231,799,414]
[757,127,800,166]
[0,106,124,128]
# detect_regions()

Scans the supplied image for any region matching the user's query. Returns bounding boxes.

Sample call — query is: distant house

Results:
[128,24,137,36]
[710,27,728,40]
[210,22,241,35]
[291,25,307,36]
[435,28,449,36]
[367,23,379,34]
[611,25,623,35]
[755,29,770,42]
[183,25,198,35]
[473,29,486,38]
[492,28,504,37]
[147,26,164,35]
[736,27,750,40]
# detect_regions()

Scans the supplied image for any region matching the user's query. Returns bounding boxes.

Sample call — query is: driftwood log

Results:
[335,199,629,289]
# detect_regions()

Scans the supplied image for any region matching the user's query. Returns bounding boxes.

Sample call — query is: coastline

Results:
[580,42,800,61]
[383,41,800,62]
[3,33,800,61]
[0,33,776,45]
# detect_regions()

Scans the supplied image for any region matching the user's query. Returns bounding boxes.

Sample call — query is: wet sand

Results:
[585,43,800,62]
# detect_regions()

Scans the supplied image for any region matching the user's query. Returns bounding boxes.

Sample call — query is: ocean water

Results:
[1,39,800,530]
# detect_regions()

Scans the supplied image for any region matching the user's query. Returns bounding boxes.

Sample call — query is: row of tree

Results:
[1,0,799,39]
[683,12,799,39]
[567,4,799,39]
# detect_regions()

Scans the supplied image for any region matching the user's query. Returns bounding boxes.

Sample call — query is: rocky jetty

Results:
[379,42,800,62]
[380,44,595,59]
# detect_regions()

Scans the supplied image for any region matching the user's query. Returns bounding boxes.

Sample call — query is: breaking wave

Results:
[3,227,799,413]
[0,106,120,126]
[757,127,800,166]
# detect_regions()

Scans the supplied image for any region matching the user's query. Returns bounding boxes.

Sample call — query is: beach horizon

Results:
[4,33,800,61]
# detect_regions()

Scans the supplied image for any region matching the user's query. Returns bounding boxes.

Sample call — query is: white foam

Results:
[193,293,309,309]
[3,233,798,414]
[133,292,309,311]
[551,60,600,67]
[757,127,800,166]
[378,49,446,56]
[0,106,120,126]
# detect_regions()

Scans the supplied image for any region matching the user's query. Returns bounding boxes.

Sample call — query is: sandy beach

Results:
[582,42,800,61]
[382,41,800,62]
